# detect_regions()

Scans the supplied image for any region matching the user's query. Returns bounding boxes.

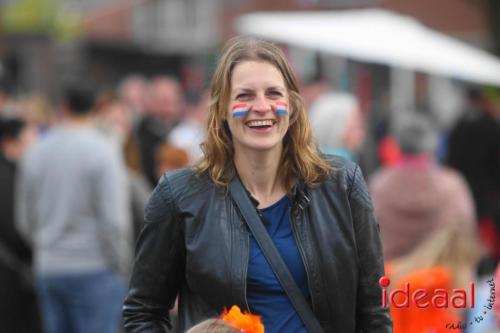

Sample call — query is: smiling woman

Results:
[196,36,331,194]
[123,36,393,333]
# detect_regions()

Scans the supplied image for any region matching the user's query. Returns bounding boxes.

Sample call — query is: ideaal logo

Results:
[379,276,475,309]
[379,276,496,330]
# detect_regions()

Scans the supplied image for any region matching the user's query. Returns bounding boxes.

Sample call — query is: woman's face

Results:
[226,61,290,155]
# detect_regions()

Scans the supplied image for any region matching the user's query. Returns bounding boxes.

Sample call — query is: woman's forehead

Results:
[230,61,286,90]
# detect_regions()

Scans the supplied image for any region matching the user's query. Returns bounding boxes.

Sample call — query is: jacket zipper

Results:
[242,229,251,311]
[289,199,316,312]
[230,198,252,312]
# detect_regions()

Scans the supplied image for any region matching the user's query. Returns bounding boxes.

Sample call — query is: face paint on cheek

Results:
[231,103,249,118]
[275,101,289,117]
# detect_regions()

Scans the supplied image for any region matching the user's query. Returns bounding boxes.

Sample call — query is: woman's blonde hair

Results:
[195,36,331,189]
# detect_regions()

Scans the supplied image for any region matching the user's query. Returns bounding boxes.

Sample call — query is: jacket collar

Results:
[288,179,310,211]
[234,173,310,211]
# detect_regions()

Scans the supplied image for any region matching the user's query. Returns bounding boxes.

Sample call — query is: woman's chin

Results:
[236,140,283,154]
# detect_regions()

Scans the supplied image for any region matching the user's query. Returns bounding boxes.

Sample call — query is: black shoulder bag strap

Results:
[229,177,324,333]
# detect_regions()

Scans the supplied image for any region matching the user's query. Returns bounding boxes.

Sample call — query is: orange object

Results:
[387,266,464,333]
[221,305,265,333]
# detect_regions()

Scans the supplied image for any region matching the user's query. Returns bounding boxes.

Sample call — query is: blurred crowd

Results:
[0,72,499,333]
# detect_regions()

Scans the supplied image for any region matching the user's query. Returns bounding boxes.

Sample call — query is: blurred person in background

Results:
[118,74,148,128]
[96,92,144,174]
[168,89,209,163]
[0,115,41,333]
[386,219,481,333]
[155,143,190,178]
[96,93,152,242]
[123,36,391,333]
[16,82,132,333]
[299,78,331,110]
[136,76,185,187]
[370,112,476,261]
[446,88,500,264]
[308,91,366,162]
[21,94,54,135]
[0,81,10,111]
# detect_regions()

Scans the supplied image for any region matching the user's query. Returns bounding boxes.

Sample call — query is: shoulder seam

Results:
[158,175,181,217]
[347,163,358,199]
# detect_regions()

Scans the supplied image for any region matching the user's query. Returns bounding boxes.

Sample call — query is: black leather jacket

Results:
[123,157,392,332]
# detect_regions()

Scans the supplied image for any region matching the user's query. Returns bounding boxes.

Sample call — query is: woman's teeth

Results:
[247,120,274,127]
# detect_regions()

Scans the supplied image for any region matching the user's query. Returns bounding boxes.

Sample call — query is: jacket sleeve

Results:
[123,175,185,333]
[348,164,393,333]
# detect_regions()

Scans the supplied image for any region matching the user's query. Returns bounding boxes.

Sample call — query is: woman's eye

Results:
[236,93,249,99]
[269,91,283,97]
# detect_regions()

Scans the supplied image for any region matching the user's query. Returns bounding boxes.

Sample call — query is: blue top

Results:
[247,195,309,333]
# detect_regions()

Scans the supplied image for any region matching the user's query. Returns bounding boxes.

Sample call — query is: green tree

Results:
[0,0,80,41]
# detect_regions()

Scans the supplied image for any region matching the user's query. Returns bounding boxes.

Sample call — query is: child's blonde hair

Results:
[186,305,264,333]
[186,318,241,333]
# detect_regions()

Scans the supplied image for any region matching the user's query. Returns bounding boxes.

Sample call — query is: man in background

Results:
[16,82,132,333]
[447,89,500,263]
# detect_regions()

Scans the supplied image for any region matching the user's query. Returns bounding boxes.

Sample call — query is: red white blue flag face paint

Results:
[275,101,289,116]
[231,103,249,118]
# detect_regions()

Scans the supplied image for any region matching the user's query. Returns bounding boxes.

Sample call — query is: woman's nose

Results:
[251,95,272,113]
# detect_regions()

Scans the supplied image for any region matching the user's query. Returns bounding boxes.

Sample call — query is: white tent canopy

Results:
[236,9,500,86]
